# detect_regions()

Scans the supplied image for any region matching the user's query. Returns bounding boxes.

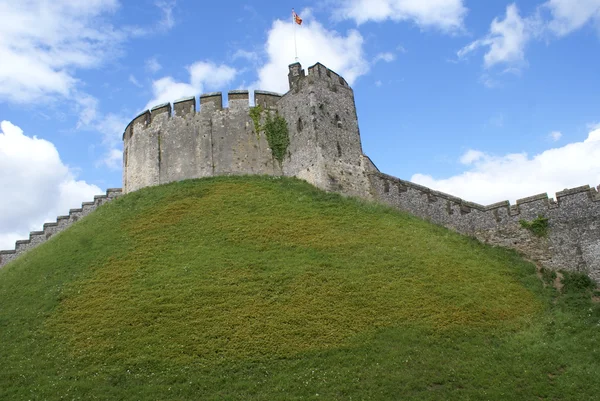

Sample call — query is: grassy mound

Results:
[1,176,599,400]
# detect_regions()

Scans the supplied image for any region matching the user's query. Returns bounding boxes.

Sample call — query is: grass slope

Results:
[1,176,599,400]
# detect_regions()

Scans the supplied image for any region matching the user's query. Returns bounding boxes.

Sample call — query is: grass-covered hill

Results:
[1,176,599,400]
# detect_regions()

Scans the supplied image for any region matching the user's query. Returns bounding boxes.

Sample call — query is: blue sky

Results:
[1,0,600,249]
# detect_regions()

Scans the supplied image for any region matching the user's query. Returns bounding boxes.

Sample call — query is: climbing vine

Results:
[264,112,290,163]
[519,215,549,238]
[249,105,263,135]
[250,106,290,163]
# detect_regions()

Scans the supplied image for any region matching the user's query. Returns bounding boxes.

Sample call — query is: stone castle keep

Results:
[122,62,374,199]
[1,62,600,283]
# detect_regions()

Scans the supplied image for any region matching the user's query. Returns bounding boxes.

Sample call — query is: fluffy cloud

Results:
[411,128,600,205]
[0,121,101,250]
[0,0,122,104]
[256,13,369,93]
[458,4,534,69]
[145,61,237,110]
[460,1,600,71]
[544,0,600,36]
[335,0,467,32]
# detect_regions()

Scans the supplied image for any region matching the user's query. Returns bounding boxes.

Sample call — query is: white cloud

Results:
[145,61,237,110]
[373,52,396,63]
[459,1,600,73]
[458,4,534,69]
[145,57,163,74]
[459,149,485,165]
[0,121,101,250]
[255,13,369,93]
[549,131,563,141]
[544,0,600,36]
[75,94,100,128]
[335,0,467,32]
[129,74,143,87]
[98,148,123,170]
[76,107,128,171]
[155,0,176,31]
[411,128,600,204]
[0,0,122,104]
[232,49,260,63]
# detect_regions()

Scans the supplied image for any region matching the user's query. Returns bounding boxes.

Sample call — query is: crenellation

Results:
[228,90,249,109]
[485,200,511,211]
[0,187,125,269]
[254,90,282,109]
[82,203,95,213]
[514,194,550,220]
[29,232,46,248]
[516,193,548,205]
[150,103,171,123]
[132,110,150,131]
[307,63,326,78]
[200,92,223,110]
[15,240,30,253]
[556,185,591,198]
[173,97,196,117]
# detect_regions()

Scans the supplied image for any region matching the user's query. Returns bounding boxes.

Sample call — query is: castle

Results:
[122,62,375,199]
[2,62,600,283]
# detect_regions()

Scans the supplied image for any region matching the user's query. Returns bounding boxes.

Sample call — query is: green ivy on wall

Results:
[519,215,549,237]
[249,105,263,136]
[249,107,290,163]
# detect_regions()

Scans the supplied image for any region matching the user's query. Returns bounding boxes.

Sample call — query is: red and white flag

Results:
[292,9,302,25]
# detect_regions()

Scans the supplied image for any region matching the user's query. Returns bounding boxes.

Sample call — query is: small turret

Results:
[288,62,305,90]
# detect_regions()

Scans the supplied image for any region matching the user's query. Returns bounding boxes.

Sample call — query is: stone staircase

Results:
[0,188,123,268]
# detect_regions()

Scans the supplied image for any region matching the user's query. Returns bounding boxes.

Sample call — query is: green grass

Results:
[1,176,598,400]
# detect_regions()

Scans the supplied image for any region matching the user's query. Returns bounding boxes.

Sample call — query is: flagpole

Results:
[293,9,298,61]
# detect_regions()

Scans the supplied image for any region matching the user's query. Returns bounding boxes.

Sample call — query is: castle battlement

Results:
[123,90,285,142]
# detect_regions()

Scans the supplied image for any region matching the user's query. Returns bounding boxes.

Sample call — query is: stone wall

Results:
[123,92,280,193]
[369,171,600,281]
[0,189,123,269]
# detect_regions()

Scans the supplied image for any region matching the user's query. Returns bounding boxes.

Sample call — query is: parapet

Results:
[173,96,196,117]
[200,92,223,110]
[123,90,285,141]
[151,103,171,123]
[123,110,150,141]
[307,63,349,88]
[228,90,249,109]
[255,90,282,109]
[371,171,600,218]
